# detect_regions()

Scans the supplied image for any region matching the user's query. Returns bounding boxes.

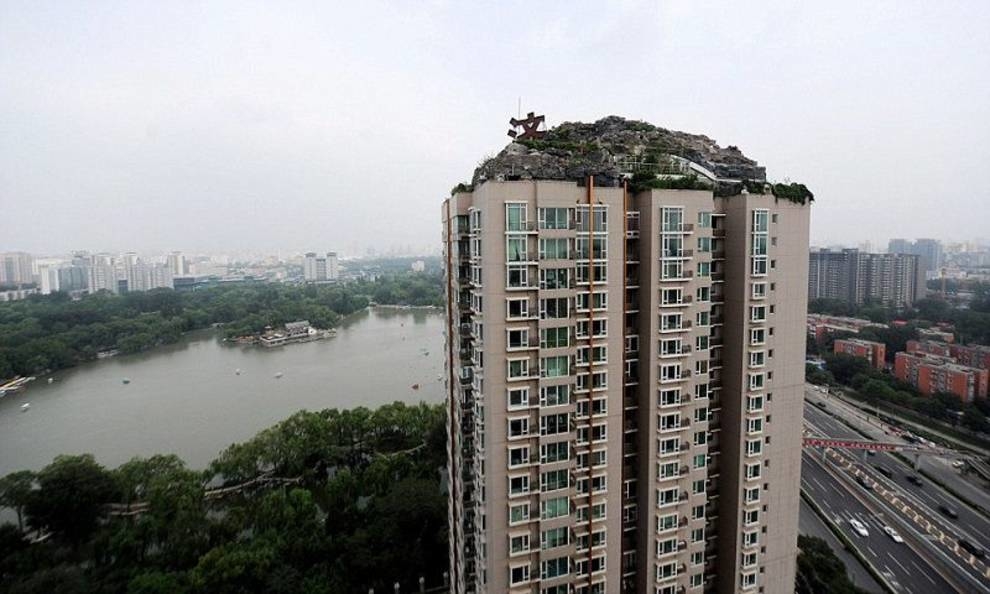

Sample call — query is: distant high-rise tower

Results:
[303,251,338,282]
[443,117,811,594]
[167,252,188,277]
[0,252,35,286]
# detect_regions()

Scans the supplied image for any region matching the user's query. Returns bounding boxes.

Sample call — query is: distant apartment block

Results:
[907,340,990,371]
[303,252,339,282]
[917,327,954,343]
[808,248,924,307]
[888,238,943,279]
[806,314,885,342]
[894,351,988,402]
[0,252,35,285]
[833,338,886,370]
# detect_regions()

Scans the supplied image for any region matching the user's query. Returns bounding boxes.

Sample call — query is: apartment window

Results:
[507,328,528,350]
[697,211,712,228]
[506,264,528,288]
[509,475,530,496]
[507,298,529,319]
[745,486,760,504]
[575,318,607,338]
[541,526,569,550]
[692,479,706,495]
[695,335,709,351]
[509,564,530,586]
[539,207,570,230]
[661,288,683,305]
[541,355,570,378]
[658,487,678,507]
[696,286,710,302]
[693,454,707,469]
[752,209,769,233]
[657,561,678,581]
[660,338,681,356]
[696,310,710,326]
[540,441,569,464]
[540,267,569,289]
[691,551,704,566]
[509,446,530,468]
[509,533,530,556]
[749,373,765,391]
[751,282,767,299]
[746,395,764,412]
[694,431,707,446]
[691,528,705,543]
[540,469,569,493]
[540,297,569,319]
[507,387,529,410]
[541,556,569,580]
[540,384,570,407]
[662,207,684,232]
[658,512,678,533]
[694,407,709,423]
[661,259,684,280]
[469,209,481,231]
[697,236,712,252]
[539,237,569,260]
[659,388,681,407]
[751,234,768,256]
[745,463,762,481]
[747,417,764,434]
[658,437,680,456]
[541,496,569,520]
[750,305,767,322]
[657,537,677,557]
[660,313,683,331]
[749,351,766,368]
[750,328,766,345]
[575,236,607,260]
[510,502,530,525]
[508,417,529,438]
[508,358,530,379]
[659,412,681,432]
[695,383,710,400]
[506,236,528,262]
[662,460,690,483]
[696,261,711,278]
[575,262,608,283]
[540,413,569,436]
[540,326,570,349]
[576,291,608,311]
[506,203,527,232]
[751,256,768,276]
[746,439,763,457]
[660,364,681,383]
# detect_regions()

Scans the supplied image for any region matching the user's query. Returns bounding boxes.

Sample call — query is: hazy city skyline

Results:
[2,1,989,254]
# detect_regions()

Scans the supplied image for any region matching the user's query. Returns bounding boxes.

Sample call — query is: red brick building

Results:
[833,338,887,370]
[894,351,989,403]
[906,340,990,371]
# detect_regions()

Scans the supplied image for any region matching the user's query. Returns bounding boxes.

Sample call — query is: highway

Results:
[801,451,958,594]
[803,392,990,591]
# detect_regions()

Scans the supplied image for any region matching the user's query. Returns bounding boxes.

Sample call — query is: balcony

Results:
[660,270,694,282]
[711,250,725,260]
[660,295,693,308]
[712,228,726,238]
[710,272,725,282]
[661,249,694,259]
[661,223,695,234]
[660,346,692,359]
[660,320,693,334]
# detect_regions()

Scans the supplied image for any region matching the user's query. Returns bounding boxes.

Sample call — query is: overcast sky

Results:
[2,1,988,256]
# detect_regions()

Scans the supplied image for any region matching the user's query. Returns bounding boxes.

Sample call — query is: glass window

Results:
[506,203,527,232]
[697,211,712,228]
[541,496,569,519]
[539,207,570,230]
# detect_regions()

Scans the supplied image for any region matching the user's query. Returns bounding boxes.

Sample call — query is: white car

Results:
[849,518,870,538]
[952,460,966,469]
[883,525,904,543]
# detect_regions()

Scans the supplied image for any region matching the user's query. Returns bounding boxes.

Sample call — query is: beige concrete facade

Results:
[444,180,810,594]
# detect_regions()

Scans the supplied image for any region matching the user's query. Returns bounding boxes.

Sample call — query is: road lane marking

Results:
[910,560,937,584]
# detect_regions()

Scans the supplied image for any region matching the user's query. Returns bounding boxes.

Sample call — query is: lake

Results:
[0,307,445,476]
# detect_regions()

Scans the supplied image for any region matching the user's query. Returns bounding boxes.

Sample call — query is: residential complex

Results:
[832,338,886,370]
[894,351,988,402]
[906,340,990,372]
[806,314,885,342]
[0,252,35,285]
[442,117,811,594]
[808,248,924,307]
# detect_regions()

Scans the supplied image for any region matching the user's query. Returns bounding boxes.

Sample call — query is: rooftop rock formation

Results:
[472,116,767,188]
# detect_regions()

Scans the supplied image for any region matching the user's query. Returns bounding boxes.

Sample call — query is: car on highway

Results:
[883,525,904,543]
[959,539,986,558]
[865,450,876,457]
[856,476,873,490]
[849,518,869,538]
[874,465,894,478]
[952,460,965,469]
[938,504,959,519]
[905,475,923,486]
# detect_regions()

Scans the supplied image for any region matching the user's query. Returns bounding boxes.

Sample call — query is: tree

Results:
[0,470,35,532]
[823,353,873,385]
[25,454,118,546]
[795,535,867,594]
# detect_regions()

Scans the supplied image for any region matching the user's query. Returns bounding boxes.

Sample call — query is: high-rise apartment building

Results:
[887,238,943,279]
[0,252,35,286]
[303,251,339,282]
[442,117,811,594]
[808,249,923,307]
[167,252,188,277]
